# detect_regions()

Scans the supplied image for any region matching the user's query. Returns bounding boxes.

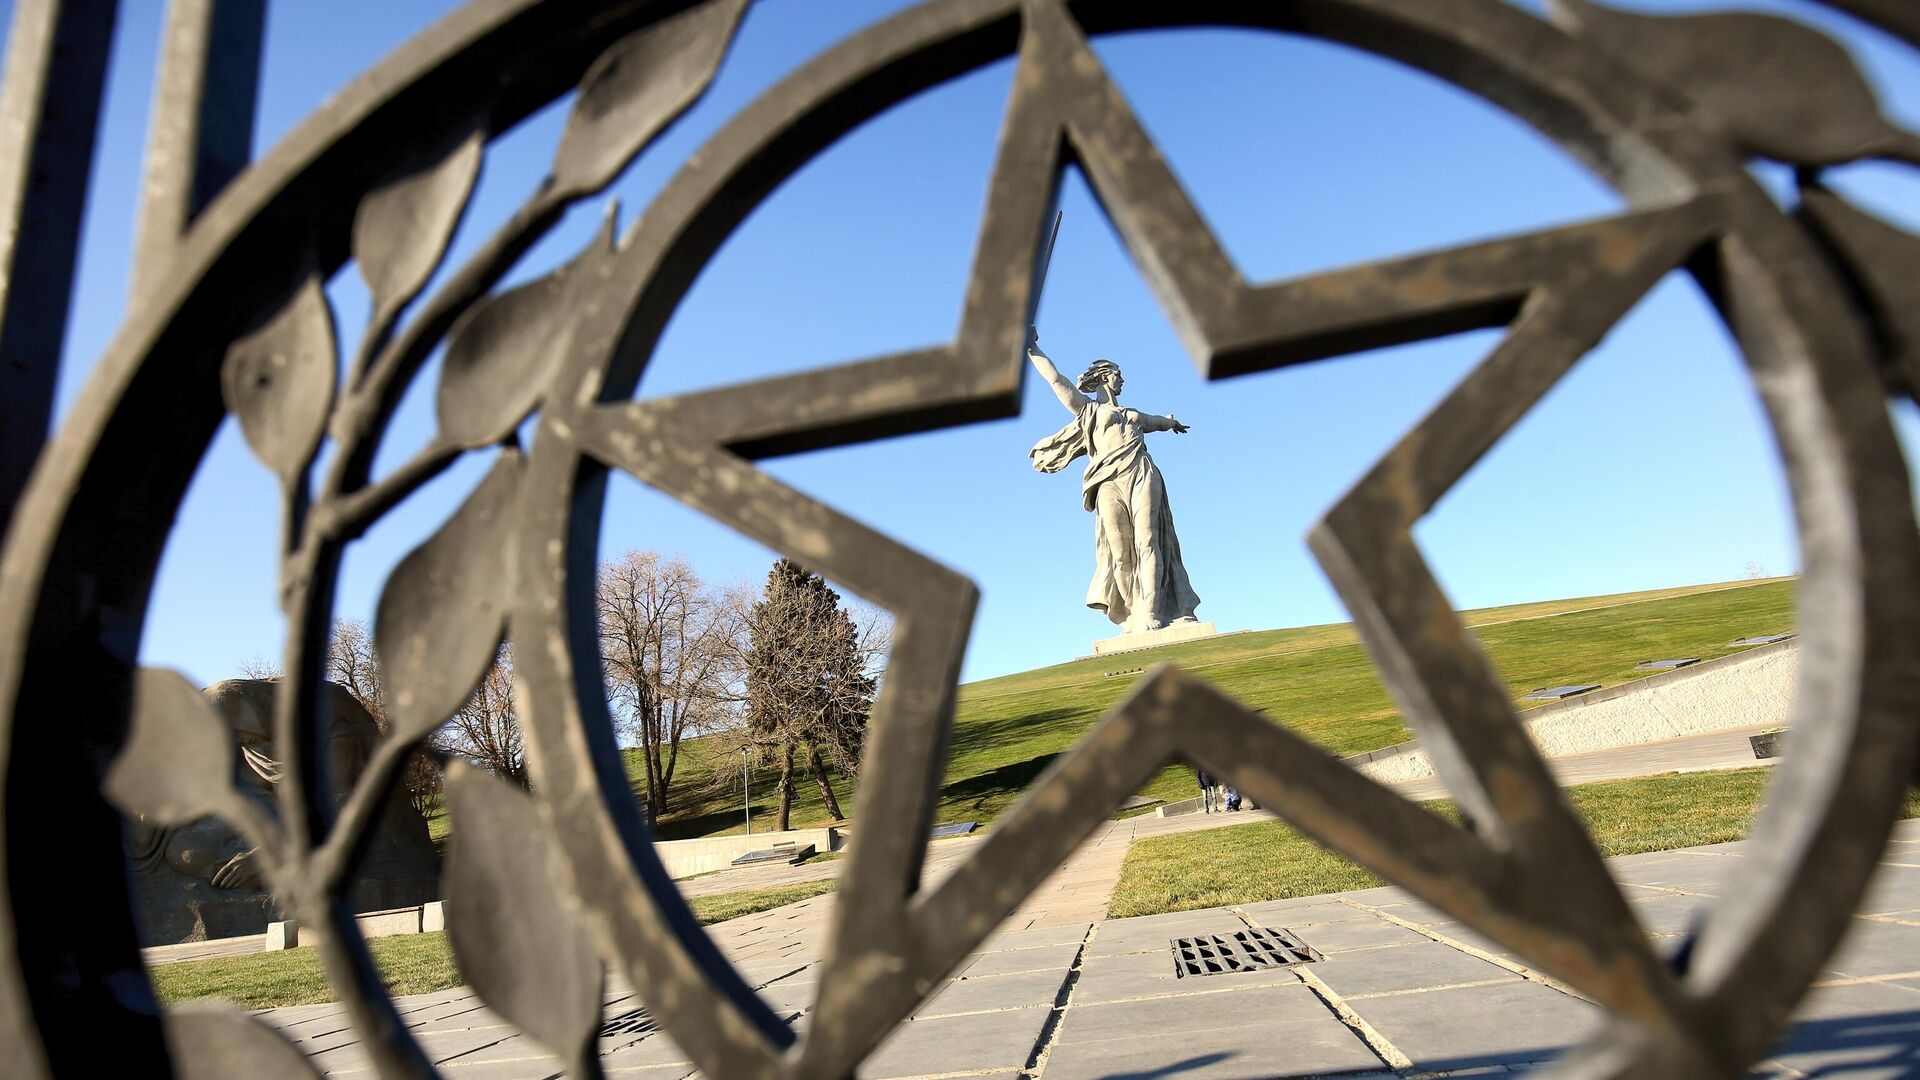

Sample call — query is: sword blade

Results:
[1030,209,1063,324]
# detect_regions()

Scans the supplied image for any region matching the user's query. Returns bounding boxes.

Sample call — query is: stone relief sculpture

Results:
[1027,329,1204,635]
[125,679,439,944]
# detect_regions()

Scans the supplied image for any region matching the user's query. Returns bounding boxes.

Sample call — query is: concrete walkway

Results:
[261,820,1920,1077]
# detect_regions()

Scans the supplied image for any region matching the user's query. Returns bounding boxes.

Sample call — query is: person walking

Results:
[1197,767,1218,813]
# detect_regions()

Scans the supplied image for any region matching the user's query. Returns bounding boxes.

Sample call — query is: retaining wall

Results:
[655,826,844,879]
[1153,639,1798,812]
[1357,639,1797,784]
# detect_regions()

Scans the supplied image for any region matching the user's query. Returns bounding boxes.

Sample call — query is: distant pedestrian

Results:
[1225,787,1242,812]
[1197,768,1218,813]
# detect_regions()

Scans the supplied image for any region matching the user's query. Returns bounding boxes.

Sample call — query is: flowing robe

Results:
[1031,401,1201,629]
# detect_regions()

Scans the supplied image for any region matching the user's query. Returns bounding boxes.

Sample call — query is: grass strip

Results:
[150,879,836,1009]
[1107,767,1920,919]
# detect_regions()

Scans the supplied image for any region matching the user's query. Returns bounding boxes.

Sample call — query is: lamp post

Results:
[739,746,751,836]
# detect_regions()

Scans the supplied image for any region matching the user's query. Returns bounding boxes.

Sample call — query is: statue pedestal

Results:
[1091,620,1218,656]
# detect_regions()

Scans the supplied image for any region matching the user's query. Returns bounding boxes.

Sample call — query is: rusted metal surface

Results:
[0,0,1915,1076]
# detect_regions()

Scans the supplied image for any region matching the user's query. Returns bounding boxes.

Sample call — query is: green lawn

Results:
[151,879,836,1009]
[1106,767,1920,918]
[647,578,1796,839]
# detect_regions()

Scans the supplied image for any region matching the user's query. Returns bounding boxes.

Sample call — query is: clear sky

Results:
[13,0,1920,686]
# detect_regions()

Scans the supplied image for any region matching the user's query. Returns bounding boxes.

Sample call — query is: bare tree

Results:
[326,618,384,724]
[326,617,441,814]
[441,645,525,787]
[598,551,746,822]
[237,655,282,680]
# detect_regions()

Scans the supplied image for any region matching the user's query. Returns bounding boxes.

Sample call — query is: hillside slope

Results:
[645,577,1794,840]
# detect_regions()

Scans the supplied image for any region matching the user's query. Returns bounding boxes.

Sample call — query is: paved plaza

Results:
[260,820,1920,1077]
[243,723,1897,1078]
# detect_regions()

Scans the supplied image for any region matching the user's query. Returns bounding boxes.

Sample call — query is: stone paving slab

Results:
[755,977,819,1014]
[1084,908,1248,958]
[434,1035,564,1073]
[1407,920,1521,965]
[1289,917,1430,954]
[1860,867,1920,916]
[959,940,1082,978]
[859,1003,1052,1077]
[1235,897,1375,927]
[1344,978,1599,1071]
[918,967,1067,1017]
[1625,892,1714,936]
[1056,981,1330,1041]
[1828,919,1920,979]
[977,921,1093,953]
[1306,939,1519,999]
[1043,985,1383,1080]
[1761,981,1920,1079]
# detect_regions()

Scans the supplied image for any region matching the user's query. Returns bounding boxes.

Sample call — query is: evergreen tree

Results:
[744,559,875,830]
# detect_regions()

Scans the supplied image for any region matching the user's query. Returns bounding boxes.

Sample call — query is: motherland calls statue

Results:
[1027,329,1209,645]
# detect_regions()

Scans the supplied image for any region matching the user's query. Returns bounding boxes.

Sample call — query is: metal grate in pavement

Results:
[1169,927,1318,977]
[600,1006,658,1038]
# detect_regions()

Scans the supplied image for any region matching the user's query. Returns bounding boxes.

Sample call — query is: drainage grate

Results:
[600,1006,658,1038]
[1170,927,1318,977]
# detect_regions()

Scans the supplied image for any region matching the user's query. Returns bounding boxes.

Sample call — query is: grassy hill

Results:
[641,577,1795,840]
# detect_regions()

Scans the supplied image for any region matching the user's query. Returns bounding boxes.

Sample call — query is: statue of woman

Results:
[1027,330,1202,632]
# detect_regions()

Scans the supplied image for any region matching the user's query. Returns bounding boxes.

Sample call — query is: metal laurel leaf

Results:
[437,206,618,450]
[353,118,486,325]
[443,761,604,1076]
[1549,0,1920,166]
[1800,187,1920,401]
[373,449,522,743]
[162,1002,321,1079]
[550,0,748,199]
[220,271,338,486]
[104,668,242,827]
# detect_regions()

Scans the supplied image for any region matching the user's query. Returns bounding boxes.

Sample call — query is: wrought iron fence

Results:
[0,0,1916,1076]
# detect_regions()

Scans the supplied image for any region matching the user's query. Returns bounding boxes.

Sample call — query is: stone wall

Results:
[1357,640,1798,784]
[656,826,845,879]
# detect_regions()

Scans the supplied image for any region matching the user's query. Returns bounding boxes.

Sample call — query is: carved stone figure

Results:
[125,679,440,944]
[1028,332,1203,633]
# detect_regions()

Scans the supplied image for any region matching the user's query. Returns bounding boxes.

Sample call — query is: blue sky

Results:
[15,0,1920,686]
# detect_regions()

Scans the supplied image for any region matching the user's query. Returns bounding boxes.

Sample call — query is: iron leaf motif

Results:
[444,761,604,1077]
[1798,186,1920,402]
[220,270,338,487]
[549,0,749,199]
[1548,0,1920,167]
[352,118,487,327]
[373,449,521,743]
[161,1002,320,1079]
[104,668,245,828]
[437,206,617,450]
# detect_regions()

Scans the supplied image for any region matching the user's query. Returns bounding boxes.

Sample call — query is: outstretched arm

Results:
[1027,329,1089,415]
[1141,412,1191,434]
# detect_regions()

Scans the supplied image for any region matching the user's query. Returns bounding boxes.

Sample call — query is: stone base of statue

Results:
[1091,620,1218,656]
